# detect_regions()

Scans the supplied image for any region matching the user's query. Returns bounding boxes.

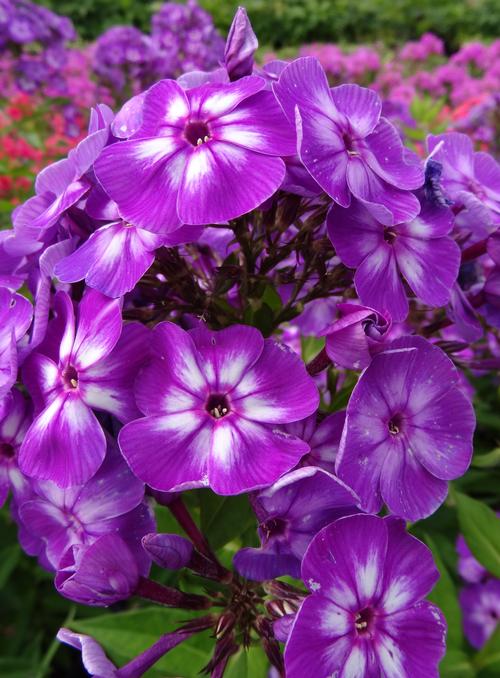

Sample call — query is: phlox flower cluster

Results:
[1,7,499,678]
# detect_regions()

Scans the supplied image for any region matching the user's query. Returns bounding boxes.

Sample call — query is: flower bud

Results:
[224,7,258,81]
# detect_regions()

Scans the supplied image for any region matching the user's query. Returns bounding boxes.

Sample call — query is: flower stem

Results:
[306,347,331,375]
[135,577,211,610]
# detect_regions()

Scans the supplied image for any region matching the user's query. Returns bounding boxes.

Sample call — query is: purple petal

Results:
[57,629,117,677]
[55,222,161,298]
[347,156,422,224]
[134,322,207,416]
[137,79,189,137]
[189,323,264,393]
[212,90,295,156]
[396,231,459,309]
[234,546,301,581]
[71,290,122,371]
[142,533,193,570]
[19,393,106,487]
[232,339,319,424]
[331,83,381,137]
[301,514,388,609]
[379,518,439,614]
[327,200,386,268]
[187,75,265,119]
[208,417,309,495]
[81,323,149,423]
[285,596,352,678]
[376,601,446,676]
[119,413,211,492]
[363,119,424,190]
[177,141,285,224]
[354,245,409,322]
[94,138,185,233]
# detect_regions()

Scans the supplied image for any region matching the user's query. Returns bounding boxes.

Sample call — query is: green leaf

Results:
[261,285,282,312]
[454,491,500,577]
[440,650,475,677]
[225,645,269,678]
[199,491,255,550]
[475,626,500,676]
[71,607,212,678]
[0,658,37,678]
[424,534,463,649]
[473,448,500,469]
[301,335,324,363]
[0,545,21,588]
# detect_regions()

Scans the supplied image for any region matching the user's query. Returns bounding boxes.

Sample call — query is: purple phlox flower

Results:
[336,335,475,521]
[457,535,488,584]
[224,7,258,81]
[94,75,295,229]
[19,289,149,487]
[328,193,460,321]
[119,322,319,495]
[0,287,32,399]
[460,579,500,649]
[428,132,500,228]
[54,184,202,298]
[322,302,391,370]
[285,514,446,678]
[0,388,31,507]
[55,533,143,606]
[273,57,424,223]
[17,440,146,569]
[234,466,358,580]
[281,410,346,474]
[57,625,196,678]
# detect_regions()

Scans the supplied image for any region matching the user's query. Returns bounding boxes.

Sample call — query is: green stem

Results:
[36,605,76,678]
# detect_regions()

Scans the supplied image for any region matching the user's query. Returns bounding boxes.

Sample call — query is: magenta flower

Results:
[94,75,295,229]
[234,466,358,580]
[19,290,149,487]
[0,287,33,402]
[17,442,147,569]
[285,514,446,678]
[328,194,460,321]
[336,336,475,520]
[460,580,500,649]
[119,322,319,495]
[273,57,424,223]
[224,7,258,81]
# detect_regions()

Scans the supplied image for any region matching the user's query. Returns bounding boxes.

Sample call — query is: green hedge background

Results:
[39,0,500,51]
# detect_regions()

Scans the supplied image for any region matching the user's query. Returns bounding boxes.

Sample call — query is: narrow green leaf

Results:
[472,448,500,469]
[0,545,21,588]
[454,491,500,577]
[71,607,212,678]
[440,649,475,677]
[424,534,463,649]
[0,658,37,678]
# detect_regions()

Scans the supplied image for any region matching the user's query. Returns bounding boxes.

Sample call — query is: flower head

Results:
[94,76,295,229]
[285,514,446,677]
[336,336,475,520]
[119,322,319,495]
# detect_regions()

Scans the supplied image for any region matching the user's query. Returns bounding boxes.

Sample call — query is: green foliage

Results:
[37,0,500,50]
[454,491,500,578]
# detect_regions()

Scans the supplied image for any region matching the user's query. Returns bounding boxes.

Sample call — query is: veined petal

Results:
[137,79,189,136]
[331,84,381,137]
[208,416,308,495]
[118,412,211,492]
[354,246,409,322]
[71,290,122,370]
[212,90,296,156]
[187,75,265,120]
[232,339,319,424]
[94,138,187,233]
[18,393,106,487]
[178,141,285,224]
[55,222,160,298]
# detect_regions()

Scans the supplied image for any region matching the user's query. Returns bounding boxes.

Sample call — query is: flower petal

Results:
[71,290,122,371]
